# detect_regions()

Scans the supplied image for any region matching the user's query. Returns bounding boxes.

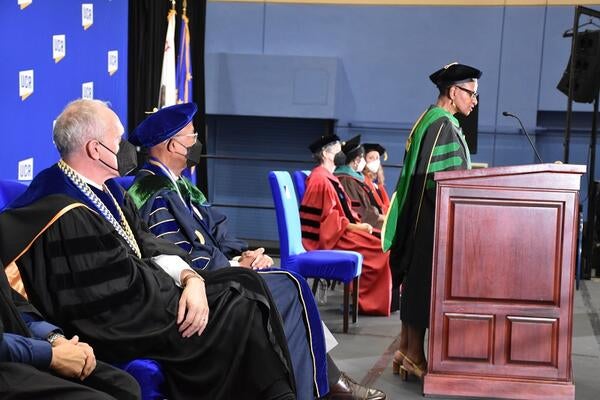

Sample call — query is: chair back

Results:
[113,175,135,190]
[292,170,311,202]
[268,171,306,267]
[0,180,28,211]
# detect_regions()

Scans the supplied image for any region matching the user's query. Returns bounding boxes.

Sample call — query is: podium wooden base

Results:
[424,373,574,400]
[426,164,585,400]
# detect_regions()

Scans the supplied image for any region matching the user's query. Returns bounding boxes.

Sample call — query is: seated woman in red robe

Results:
[362,143,391,215]
[299,135,392,316]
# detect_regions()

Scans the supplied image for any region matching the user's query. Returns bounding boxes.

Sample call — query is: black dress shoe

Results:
[326,372,386,399]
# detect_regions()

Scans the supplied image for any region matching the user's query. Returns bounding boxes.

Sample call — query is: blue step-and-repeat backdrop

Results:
[0,0,128,181]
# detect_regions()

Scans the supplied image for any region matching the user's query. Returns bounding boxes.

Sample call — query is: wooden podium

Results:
[424,164,586,400]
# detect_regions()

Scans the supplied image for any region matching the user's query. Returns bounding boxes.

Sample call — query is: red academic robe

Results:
[364,176,390,214]
[300,166,391,316]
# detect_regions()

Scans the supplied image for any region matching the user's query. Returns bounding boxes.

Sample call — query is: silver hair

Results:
[313,141,340,163]
[52,99,111,157]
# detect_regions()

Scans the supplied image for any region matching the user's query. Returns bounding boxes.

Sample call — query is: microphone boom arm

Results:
[503,112,544,163]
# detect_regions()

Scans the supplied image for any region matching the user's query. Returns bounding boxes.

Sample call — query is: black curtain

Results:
[128,0,208,194]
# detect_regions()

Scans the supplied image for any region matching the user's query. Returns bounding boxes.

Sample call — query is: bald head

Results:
[53,99,122,158]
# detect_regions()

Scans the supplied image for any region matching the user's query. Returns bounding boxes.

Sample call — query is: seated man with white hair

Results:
[0,99,296,400]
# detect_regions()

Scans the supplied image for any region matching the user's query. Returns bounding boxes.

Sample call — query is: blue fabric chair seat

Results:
[114,359,167,400]
[287,250,362,283]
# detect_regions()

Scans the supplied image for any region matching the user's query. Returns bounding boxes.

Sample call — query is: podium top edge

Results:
[434,163,587,181]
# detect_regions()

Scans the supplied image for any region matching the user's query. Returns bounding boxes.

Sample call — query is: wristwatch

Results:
[46,331,65,345]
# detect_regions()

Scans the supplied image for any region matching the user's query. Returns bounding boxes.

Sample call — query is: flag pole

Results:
[171,0,176,10]
[183,0,187,15]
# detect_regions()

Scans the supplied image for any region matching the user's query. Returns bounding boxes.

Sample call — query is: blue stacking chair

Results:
[0,179,167,400]
[292,170,311,202]
[269,171,361,333]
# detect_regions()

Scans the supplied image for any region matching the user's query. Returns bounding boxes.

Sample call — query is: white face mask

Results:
[356,158,367,172]
[366,159,380,173]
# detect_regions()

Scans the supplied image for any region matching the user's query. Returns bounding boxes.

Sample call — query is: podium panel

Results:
[424,164,585,400]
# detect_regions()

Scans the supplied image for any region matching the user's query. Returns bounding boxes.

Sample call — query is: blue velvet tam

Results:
[129,103,198,148]
[429,62,482,89]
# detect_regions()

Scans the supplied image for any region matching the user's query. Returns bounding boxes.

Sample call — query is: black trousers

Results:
[0,361,140,400]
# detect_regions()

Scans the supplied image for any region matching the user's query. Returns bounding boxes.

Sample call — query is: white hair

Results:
[52,99,111,157]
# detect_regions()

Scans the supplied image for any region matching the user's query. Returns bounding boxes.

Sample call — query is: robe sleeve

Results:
[16,205,184,360]
[421,119,470,202]
[378,183,391,212]
[300,173,349,250]
[0,333,52,368]
[203,206,248,259]
[121,193,204,268]
[140,190,228,271]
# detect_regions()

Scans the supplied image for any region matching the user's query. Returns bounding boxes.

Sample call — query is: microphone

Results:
[502,111,544,163]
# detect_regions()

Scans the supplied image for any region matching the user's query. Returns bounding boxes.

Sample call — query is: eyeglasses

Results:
[455,86,478,100]
[174,132,198,143]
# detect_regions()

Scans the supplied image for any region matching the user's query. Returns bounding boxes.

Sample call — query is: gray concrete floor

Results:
[316,278,600,400]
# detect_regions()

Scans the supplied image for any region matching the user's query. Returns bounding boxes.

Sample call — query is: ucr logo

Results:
[82,82,94,100]
[18,158,34,181]
[82,4,93,30]
[108,50,118,76]
[53,34,66,63]
[19,70,34,101]
[18,0,32,10]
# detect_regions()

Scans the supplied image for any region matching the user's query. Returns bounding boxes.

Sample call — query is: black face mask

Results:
[117,140,138,176]
[185,141,203,169]
[98,139,138,176]
[333,151,347,167]
[172,139,203,169]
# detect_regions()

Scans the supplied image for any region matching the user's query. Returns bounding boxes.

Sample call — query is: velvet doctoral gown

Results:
[300,166,391,316]
[0,164,295,400]
[383,106,471,328]
[334,166,384,229]
[128,160,328,399]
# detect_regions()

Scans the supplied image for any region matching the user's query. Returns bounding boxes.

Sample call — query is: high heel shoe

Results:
[399,356,426,381]
[392,350,405,375]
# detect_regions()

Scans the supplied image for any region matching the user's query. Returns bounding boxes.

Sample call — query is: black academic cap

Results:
[429,62,482,88]
[341,135,363,161]
[363,143,387,161]
[308,134,340,153]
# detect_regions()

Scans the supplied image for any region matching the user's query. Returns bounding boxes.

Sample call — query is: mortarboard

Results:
[429,62,482,89]
[308,134,340,153]
[341,135,364,161]
[363,143,387,161]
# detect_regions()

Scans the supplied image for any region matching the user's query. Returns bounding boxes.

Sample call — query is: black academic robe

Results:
[0,165,295,400]
[0,261,141,400]
[388,107,470,329]
[129,160,329,398]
